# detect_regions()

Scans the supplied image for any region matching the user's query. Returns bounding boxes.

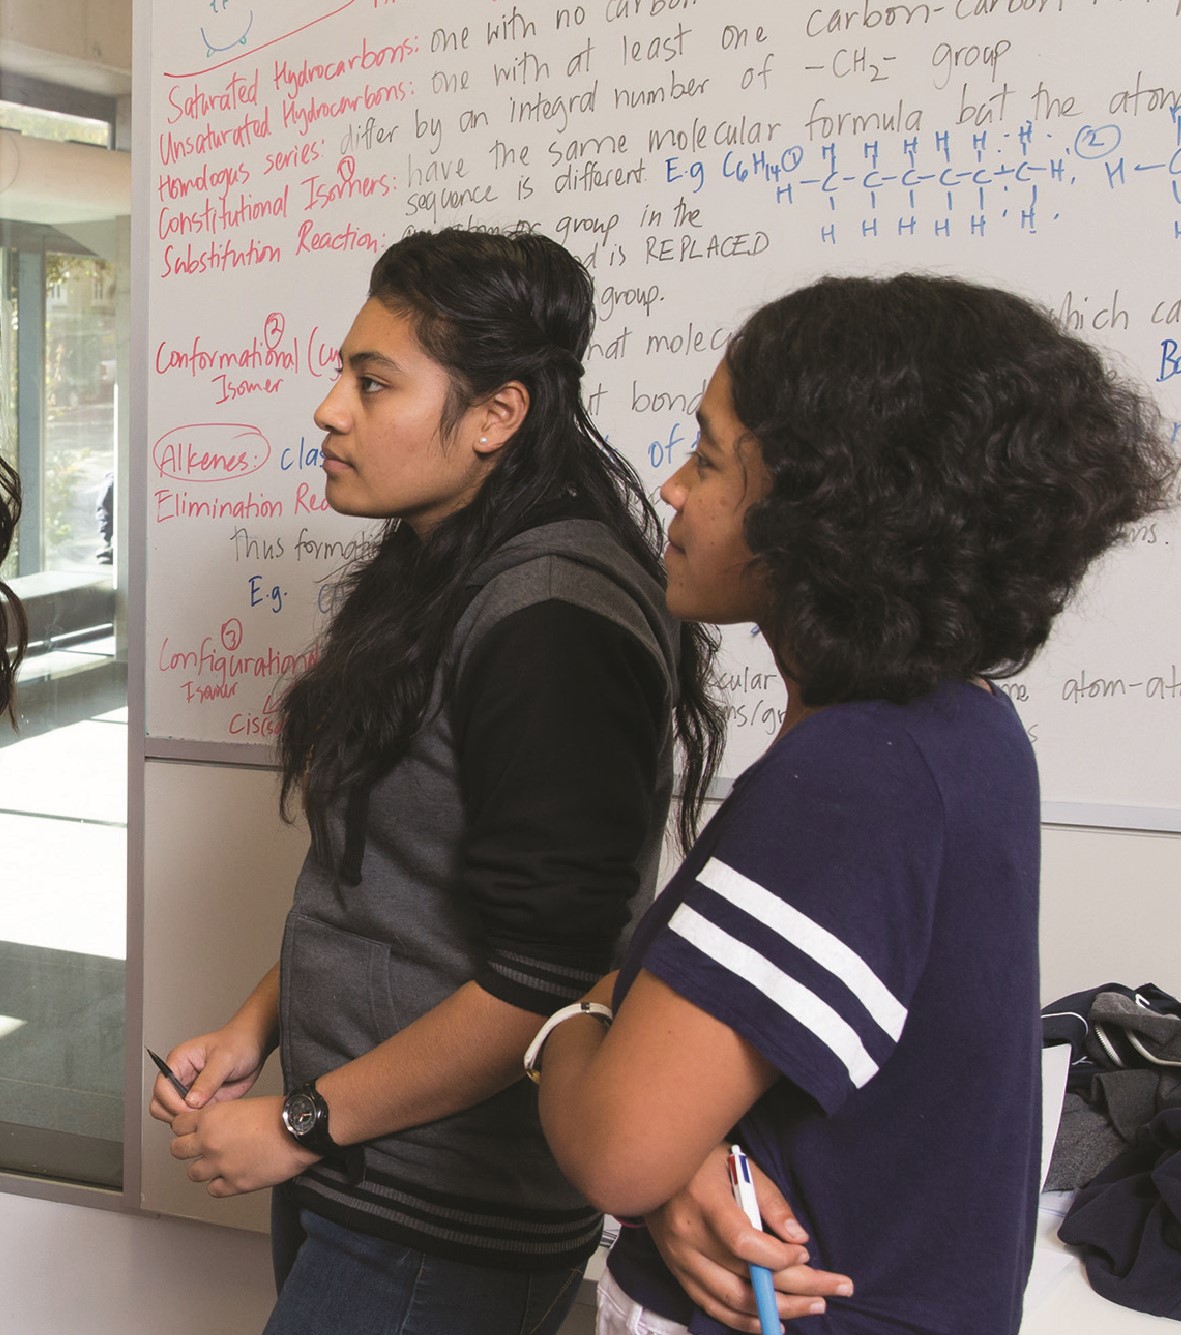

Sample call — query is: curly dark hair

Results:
[279,228,724,855]
[728,273,1178,705]
[1,456,28,726]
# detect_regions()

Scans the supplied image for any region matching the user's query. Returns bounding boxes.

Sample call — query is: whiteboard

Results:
[139,0,1181,816]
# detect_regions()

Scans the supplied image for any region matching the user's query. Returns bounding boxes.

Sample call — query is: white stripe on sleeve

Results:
[697,857,907,1041]
[668,902,880,1089]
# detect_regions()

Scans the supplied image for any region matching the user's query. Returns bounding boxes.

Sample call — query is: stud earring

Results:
[479,435,488,445]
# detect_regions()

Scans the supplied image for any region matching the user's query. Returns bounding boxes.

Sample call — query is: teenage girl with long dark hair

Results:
[150,228,728,1334]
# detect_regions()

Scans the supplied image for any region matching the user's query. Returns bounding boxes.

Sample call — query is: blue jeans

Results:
[265,1194,586,1335]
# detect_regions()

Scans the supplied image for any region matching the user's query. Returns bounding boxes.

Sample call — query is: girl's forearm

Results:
[535,1008,630,1211]
[538,970,780,1218]
[225,962,281,1057]
[314,980,546,1145]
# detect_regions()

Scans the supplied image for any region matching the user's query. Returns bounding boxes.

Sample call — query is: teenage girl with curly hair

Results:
[537,274,1177,1335]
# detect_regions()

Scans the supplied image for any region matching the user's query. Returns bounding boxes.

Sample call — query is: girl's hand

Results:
[148,1024,268,1126]
[169,1096,319,1197]
[644,1144,853,1331]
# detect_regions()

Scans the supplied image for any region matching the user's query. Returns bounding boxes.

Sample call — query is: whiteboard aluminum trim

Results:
[138,753,1181,835]
[1040,803,1181,835]
[145,738,277,769]
[706,780,1179,834]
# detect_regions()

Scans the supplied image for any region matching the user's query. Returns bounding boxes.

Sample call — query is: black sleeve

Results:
[452,598,668,1014]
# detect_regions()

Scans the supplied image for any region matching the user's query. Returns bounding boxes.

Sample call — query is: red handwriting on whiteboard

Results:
[305,327,341,379]
[155,314,300,379]
[153,423,272,482]
[156,631,319,716]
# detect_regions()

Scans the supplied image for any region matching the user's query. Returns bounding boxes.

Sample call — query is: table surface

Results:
[1019,1205,1167,1333]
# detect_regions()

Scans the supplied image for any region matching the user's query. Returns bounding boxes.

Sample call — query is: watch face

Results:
[285,1092,317,1137]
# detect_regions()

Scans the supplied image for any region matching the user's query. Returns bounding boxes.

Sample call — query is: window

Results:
[0,73,128,1191]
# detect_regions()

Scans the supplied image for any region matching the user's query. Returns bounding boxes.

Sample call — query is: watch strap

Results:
[523,1001,613,1084]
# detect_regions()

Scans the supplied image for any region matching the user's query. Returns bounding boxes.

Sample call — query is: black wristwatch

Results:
[281,1081,341,1156]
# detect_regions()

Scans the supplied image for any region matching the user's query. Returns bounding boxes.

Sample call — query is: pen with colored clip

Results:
[146,1047,190,1100]
[727,1144,781,1335]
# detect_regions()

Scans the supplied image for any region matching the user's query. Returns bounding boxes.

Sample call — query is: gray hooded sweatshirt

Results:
[280,518,679,1268]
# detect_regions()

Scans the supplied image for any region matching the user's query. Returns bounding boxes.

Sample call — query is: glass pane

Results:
[43,255,117,571]
[0,227,127,1190]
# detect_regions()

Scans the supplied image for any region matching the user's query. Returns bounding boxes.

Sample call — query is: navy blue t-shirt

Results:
[609,681,1042,1335]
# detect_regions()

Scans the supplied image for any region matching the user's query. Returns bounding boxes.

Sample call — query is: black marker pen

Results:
[146,1047,191,1100]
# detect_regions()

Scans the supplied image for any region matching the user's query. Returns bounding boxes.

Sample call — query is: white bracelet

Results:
[524,1001,613,1084]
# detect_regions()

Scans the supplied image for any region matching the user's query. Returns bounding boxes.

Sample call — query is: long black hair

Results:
[0,456,28,726]
[728,274,1177,704]
[279,228,723,857]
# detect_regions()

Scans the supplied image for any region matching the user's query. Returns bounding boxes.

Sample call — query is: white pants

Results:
[596,1268,691,1335]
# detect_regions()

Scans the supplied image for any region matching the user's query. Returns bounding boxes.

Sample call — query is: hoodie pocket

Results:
[280,911,404,1087]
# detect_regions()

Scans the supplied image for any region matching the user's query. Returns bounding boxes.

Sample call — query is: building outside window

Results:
[0,67,130,1191]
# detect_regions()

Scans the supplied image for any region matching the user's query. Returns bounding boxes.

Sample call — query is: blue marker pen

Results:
[727,1144,781,1335]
